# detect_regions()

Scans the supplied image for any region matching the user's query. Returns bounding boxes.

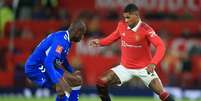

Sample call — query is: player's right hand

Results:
[88,39,100,47]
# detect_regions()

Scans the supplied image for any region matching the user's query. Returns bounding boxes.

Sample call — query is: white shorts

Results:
[111,65,159,87]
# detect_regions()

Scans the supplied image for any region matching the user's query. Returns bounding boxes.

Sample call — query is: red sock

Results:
[159,92,169,101]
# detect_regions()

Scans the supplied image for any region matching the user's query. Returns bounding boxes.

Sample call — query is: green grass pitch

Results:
[0,95,189,101]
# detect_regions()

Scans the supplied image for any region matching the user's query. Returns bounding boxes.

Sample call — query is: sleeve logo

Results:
[149,31,157,37]
[56,45,63,54]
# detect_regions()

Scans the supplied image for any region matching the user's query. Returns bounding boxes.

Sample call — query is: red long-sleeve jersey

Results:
[100,20,166,69]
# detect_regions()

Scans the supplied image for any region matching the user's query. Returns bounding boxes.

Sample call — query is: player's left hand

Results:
[146,64,156,74]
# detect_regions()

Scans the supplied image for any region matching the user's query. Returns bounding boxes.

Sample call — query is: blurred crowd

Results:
[0,0,201,90]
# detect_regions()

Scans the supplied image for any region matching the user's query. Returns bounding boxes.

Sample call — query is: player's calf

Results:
[96,78,111,101]
[159,92,175,101]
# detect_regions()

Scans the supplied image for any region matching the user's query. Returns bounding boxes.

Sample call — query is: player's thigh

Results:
[97,70,120,85]
[26,72,46,87]
[149,78,165,95]
[104,65,132,85]
[136,68,159,87]
[37,65,63,88]
[25,65,49,87]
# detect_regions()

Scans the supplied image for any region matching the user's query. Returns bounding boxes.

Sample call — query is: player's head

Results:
[68,20,87,42]
[123,3,140,28]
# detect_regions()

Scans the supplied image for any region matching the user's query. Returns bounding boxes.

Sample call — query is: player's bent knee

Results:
[70,77,82,87]
[69,74,82,87]
[96,77,108,87]
[64,72,83,87]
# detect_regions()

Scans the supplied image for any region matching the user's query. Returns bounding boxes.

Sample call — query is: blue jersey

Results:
[25,30,74,85]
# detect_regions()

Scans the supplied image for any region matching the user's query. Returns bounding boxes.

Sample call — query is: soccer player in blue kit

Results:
[24,20,86,101]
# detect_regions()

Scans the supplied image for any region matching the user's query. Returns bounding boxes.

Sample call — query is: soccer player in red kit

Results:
[89,3,175,101]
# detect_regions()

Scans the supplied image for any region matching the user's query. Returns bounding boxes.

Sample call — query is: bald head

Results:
[68,20,87,42]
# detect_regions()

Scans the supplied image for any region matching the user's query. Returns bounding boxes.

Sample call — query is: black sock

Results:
[96,84,111,101]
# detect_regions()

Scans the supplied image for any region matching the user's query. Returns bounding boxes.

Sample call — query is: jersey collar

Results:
[127,20,142,32]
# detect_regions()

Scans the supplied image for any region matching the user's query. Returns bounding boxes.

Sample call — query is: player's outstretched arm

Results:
[88,31,120,47]
[89,22,121,47]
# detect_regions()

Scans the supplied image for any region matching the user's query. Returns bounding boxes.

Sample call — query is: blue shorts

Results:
[25,64,64,88]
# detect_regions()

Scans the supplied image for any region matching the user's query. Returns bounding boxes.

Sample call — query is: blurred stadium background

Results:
[0,0,201,101]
